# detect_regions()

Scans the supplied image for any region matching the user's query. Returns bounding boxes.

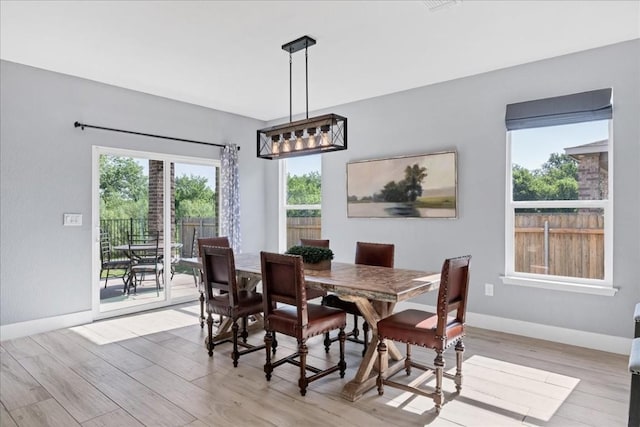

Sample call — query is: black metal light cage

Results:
[257,113,347,160]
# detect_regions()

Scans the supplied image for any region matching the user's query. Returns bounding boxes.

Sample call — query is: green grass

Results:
[414,196,457,209]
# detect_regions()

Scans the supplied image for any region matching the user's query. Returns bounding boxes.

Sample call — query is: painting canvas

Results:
[347,151,457,218]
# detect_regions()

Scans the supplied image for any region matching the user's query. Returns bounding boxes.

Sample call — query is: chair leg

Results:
[241,316,248,343]
[324,332,331,354]
[455,340,464,392]
[199,291,205,329]
[405,343,412,375]
[298,341,309,396]
[377,339,387,396]
[338,327,347,378]
[264,331,273,381]
[103,268,109,288]
[206,313,214,357]
[434,350,445,414]
[272,332,278,354]
[232,321,240,367]
[362,319,369,357]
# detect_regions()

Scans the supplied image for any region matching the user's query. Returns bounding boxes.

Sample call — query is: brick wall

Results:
[148,160,175,240]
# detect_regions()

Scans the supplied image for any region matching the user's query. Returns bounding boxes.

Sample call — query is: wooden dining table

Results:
[181,252,440,402]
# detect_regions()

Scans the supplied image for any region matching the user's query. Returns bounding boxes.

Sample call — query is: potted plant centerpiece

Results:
[286,245,334,270]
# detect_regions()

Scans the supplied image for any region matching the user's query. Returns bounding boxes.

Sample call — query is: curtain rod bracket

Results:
[73,121,239,150]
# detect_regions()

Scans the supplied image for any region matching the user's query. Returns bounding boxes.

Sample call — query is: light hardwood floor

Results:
[0,302,630,426]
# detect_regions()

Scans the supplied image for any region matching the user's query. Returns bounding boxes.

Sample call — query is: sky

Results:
[511,120,609,170]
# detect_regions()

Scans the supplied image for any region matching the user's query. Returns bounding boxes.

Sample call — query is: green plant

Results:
[285,245,334,264]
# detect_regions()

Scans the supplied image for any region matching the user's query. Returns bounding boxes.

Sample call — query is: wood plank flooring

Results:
[0,302,631,426]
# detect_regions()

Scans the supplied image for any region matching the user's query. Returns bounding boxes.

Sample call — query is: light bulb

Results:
[320,125,330,146]
[271,136,280,154]
[282,132,291,152]
[307,128,316,148]
[294,131,304,150]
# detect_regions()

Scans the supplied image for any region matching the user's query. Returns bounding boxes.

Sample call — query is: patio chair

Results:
[100,230,131,288]
[127,231,163,295]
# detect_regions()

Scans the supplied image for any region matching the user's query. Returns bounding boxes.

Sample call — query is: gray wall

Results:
[0,60,266,325]
[2,40,638,339]
[265,40,640,338]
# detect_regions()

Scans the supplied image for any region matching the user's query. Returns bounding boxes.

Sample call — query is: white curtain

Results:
[220,144,241,252]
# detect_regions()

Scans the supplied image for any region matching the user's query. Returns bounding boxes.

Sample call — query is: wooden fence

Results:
[287,216,322,249]
[515,213,604,279]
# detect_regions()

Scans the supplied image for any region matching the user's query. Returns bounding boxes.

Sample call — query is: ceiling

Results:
[1,1,638,121]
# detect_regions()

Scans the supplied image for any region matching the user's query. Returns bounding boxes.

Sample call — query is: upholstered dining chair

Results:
[376,255,471,414]
[298,238,330,301]
[197,236,231,327]
[323,241,395,356]
[200,245,265,366]
[260,251,347,396]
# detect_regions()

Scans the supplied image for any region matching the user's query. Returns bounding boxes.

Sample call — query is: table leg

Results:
[339,296,403,402]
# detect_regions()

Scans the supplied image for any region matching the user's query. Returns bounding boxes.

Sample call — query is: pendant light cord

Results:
[305,46,309,120]
[289,52,293,123]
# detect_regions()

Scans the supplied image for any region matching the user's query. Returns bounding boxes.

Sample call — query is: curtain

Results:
[220,144,241,252]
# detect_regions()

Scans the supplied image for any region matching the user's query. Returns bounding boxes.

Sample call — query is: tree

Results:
[99,156,148,219]
[287,171,321,217]
[377,163,427,203]
[379,180,407,202]
[175,174,215,218]
[403,164,428,202]
[512,153,578,208]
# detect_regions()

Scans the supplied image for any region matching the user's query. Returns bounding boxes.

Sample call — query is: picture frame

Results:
[347,151,457,218]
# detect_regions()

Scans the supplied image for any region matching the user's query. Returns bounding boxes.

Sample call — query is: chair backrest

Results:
[197,236,230,260]
[299,238,330,248]
[190,227,199,257]
[200,245,238,305]
[100,231,111,264]
[260,251,308,331]
[355,242,395,268]
[128,231,161,262]
[435,255,472,339]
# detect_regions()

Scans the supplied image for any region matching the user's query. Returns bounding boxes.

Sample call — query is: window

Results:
[280,155,322,250]
[503,89,615,295]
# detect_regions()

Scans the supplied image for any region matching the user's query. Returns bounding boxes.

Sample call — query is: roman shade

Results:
[505,88,612,131]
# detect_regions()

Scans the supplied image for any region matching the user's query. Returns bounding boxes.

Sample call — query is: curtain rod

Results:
[73,121,239,150]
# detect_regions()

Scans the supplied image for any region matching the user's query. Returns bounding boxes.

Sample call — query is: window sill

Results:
[500,276,618,296]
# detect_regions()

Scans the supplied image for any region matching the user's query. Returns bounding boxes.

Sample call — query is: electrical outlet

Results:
[484,283,494,297]
[63,213,82,226]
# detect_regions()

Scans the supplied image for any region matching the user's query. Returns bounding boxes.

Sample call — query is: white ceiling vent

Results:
[423,0,462,12]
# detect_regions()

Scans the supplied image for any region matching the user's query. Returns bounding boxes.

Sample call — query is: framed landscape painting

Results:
[347,151,457,218]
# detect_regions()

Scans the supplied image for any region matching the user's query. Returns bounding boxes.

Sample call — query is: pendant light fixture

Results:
[257,35,347,159]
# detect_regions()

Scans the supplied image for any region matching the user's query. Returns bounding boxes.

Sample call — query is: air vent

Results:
[423,0,462,12]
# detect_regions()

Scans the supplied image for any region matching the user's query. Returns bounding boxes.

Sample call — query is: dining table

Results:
[180,252,441,402]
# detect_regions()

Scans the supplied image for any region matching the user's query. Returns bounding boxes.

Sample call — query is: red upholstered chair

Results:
[298,238,330,300]
[376,255,471,414]
[200,245,264,366]
[196,237,231,328]
[323,242,395,356]
[260,251,347,396]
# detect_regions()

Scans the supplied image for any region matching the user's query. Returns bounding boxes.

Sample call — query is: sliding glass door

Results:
[94,147,219,318]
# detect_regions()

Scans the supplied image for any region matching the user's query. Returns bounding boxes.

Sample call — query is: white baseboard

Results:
[0,310,93,341]
[397,302,632,356]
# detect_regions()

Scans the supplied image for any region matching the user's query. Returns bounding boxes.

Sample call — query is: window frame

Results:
[278,156,322,252]
[502,120,616,296]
